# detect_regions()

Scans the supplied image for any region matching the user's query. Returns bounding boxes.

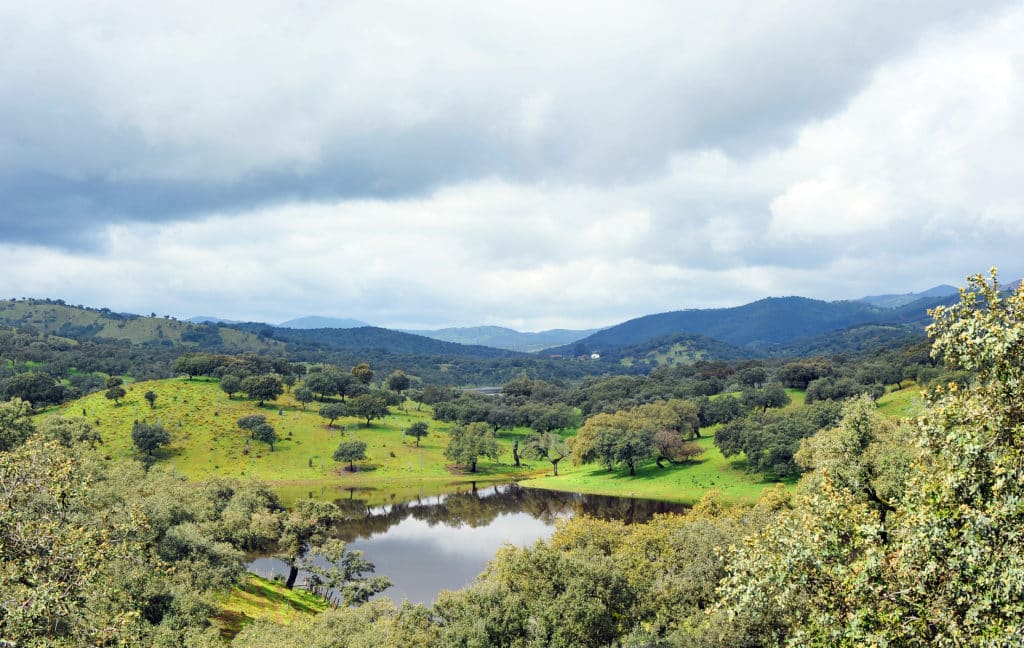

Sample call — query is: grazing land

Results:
[48,377,542,506]
[522,433,793,505]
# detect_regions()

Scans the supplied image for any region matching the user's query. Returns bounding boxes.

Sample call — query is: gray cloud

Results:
[1,1,1010,247]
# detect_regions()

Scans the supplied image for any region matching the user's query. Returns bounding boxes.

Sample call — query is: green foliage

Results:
[254,422,278,452]
[237,414,269,438]
[444,422,499,473]
[522,431,569,475]
[132,420,170,456]
[38,415,102,448]
[105,384,127,404]
[294,385,314,409]
[351,362,374,385]
[711,270,1024,645]
[384,369,411,393]
[298,539,391,606]
[334,440,368,472]
[220,374,242,398]
[715,400,843,477]
[319,402,349,428]
[0,397,35,452]
[242,374,284,406]
[403,421,429,447]
[2,371,66,407]
[349,393,389,427]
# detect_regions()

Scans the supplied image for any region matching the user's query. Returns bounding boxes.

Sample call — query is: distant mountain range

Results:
[857,284,959,308]
[547,289,963,362]
[276,316,370,329]
[9,281,1014,371]
[402,325,600,352]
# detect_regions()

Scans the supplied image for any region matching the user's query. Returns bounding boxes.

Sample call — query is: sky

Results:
[2,1,1023,330]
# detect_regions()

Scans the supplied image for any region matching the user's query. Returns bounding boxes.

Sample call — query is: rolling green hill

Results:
[0,299,283,352]
[234,323,524,359]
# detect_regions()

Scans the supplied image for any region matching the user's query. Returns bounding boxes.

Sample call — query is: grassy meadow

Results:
[522,433,793,505]
[43,378,926,508]
[213,574,328,639]
[49,377,542,507]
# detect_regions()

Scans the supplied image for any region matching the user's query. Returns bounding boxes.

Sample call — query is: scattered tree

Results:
[334,440,368,472]
[132,420,170,456]
[404,421,429,447]
[220,374,241,399]
[444,422,500,473]
[652,430,701,467]
[253,422,278,451]
[241,374,284,406]
[237,414,269,439]
[144,390,157,409]
[105,385,126,405]
[320,402,349,428]
[523,432,569,476]
[294,385,314,410]
[349,394,389,427]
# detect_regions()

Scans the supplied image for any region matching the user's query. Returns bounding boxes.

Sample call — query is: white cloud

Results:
[1,3,1023,328]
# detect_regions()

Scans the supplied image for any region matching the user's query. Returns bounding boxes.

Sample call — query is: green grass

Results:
[877,382,924,418]
[46,377,544,506]
[213,574,328,638]
[522,433,791,506]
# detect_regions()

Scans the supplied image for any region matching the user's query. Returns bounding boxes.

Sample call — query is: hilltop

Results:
[0,299,283,352]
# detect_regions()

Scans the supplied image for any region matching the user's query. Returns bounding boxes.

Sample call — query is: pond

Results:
[248,483,687,604]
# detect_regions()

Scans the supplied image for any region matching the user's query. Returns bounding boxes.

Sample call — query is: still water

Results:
[249,483,686,604]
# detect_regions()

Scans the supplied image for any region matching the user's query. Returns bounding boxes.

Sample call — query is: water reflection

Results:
[249,484,686,604]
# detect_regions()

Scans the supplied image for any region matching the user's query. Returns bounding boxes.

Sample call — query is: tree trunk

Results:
[470,460,477,473]
[627,459,636,476]
[512,440,520,467]
[285,564,299,589]
[552,458,560,476]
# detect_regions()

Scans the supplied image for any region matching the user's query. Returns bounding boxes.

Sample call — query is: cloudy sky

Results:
[2,1,1023,330]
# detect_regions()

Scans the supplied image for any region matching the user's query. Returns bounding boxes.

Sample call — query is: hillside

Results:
[0,299,283,352]
[589,333,757,368]
[403,325,599,352]
[46,377,540,505]
[235,324,523,359]
[548,293,961,357]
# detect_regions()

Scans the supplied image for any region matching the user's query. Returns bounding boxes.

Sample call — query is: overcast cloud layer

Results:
[2,1,1023,329]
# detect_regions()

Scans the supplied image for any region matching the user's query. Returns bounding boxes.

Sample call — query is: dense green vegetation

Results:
[3,272,1023,646]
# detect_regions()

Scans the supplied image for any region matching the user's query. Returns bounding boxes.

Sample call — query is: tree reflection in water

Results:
[249,484,686,603]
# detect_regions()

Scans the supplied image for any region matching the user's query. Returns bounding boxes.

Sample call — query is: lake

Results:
[248,483,687,604]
